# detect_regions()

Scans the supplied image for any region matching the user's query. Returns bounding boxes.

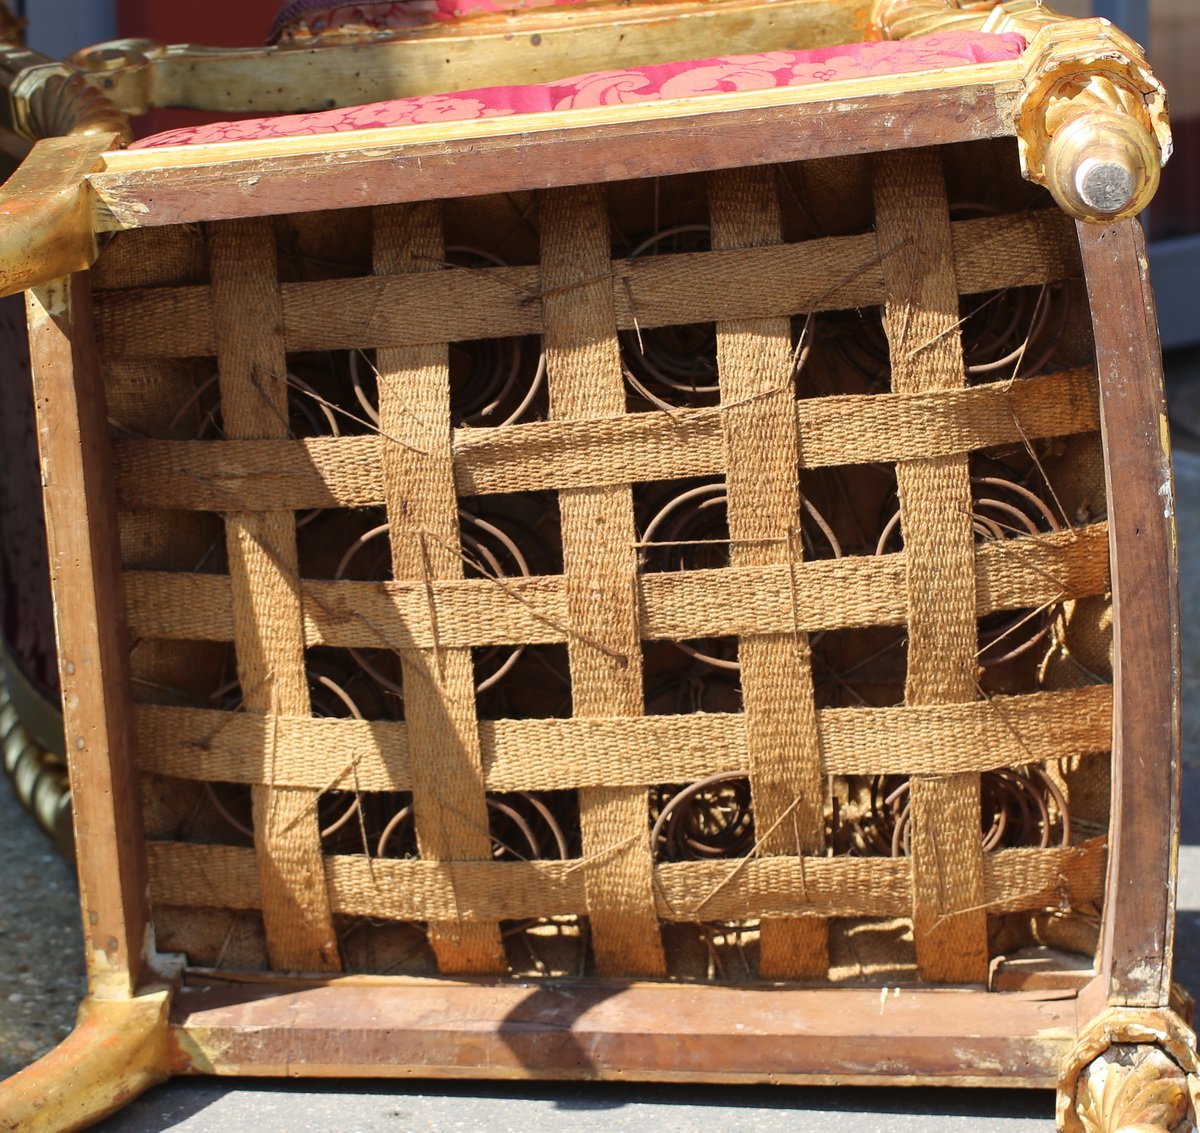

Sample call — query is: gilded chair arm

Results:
[872,0,1171,222]
[0,35,128,297]
[0,132,115,299]
[66,0,868,118]
[0,44,131,142]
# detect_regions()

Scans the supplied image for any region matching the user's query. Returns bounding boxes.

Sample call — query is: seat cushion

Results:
[132,30,1027,149]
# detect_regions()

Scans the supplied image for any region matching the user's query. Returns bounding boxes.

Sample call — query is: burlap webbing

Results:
[126,520,1112,648]
[206,218,340,973]
[708,165,827,978]
[111,366,1100,508]
[92,211,1077,361]
[105,357,204,438]
[91,224,209,292]
[372,202,505,974]
[538,183,666,977]
[873,151,988,983]
[102,180,1110,983]
[145,835,1108,925]
[137,684,1113,791]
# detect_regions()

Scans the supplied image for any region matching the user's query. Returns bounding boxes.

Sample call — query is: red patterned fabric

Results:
[133,31,1026,149]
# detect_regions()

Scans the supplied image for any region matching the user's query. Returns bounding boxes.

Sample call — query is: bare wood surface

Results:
[87,80,1023,231]
[1078,220,1179,1010]
[27,274,148,998]
[167,979,1077,1087]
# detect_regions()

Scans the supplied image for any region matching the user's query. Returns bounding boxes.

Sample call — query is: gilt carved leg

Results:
[0,991,172,1132]
[1059,1009,1200,1133]
[1075,1045,1193,1133]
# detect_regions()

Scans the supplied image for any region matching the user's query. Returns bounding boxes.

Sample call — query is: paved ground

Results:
[1171,348,1200,767]
[94,1080,1060,1132]
[4,356,1200,1130]
[0,768,84,1081]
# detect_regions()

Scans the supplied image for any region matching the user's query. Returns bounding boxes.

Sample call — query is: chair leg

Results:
[0,990,172,1133]
[1057,1007,1200,1133]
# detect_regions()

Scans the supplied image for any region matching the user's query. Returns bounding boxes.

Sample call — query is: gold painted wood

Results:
[1075,1047,1190,1133]
[874,1,1170,220]
[1014,14,1170,222]
[0,44,130,141]
[1058,1009,1200,1133]
[0,134,113,298]
[0,2,22,46]
[0,992,171,1133]
[0,657,71,854]
[72,0,869,118]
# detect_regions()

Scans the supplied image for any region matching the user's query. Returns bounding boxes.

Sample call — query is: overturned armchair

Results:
[0,2,1190,1130]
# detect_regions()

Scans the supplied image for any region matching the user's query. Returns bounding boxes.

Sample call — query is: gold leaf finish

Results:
[1076,1046,1193,1133]
[872,1,1171,221]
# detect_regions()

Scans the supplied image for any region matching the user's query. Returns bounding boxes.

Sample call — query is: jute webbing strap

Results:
[93,210,1078,360]
[111,364,1101,508]
[124,518,1110,649]
[206,218,340,972]
[136,685,1114,791]
[873,150,989,983]
[145,835,1110,925]
[538,183,667,977]
[373,202,506,974]
[708,165,827,979]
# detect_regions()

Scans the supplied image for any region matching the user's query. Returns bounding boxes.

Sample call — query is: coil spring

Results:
[640,480,841,670]
[349,246,546,429]
[876,475,1063,666]
[620,226,813,410]
[651,771,755,862]
[333,509,534,695]
[863,766,1072,857]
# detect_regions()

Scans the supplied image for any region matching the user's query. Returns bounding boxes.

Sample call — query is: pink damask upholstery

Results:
[132,31,1026,149]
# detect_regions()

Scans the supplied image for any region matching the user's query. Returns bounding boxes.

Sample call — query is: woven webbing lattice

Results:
[100,148,1112,983]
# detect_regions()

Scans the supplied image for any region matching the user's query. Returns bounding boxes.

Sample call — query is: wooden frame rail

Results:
[0,5,1186,1132]
[4,6,1183,1024]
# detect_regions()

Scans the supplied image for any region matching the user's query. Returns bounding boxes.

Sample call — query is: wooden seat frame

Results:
[0,3,1189,1131]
